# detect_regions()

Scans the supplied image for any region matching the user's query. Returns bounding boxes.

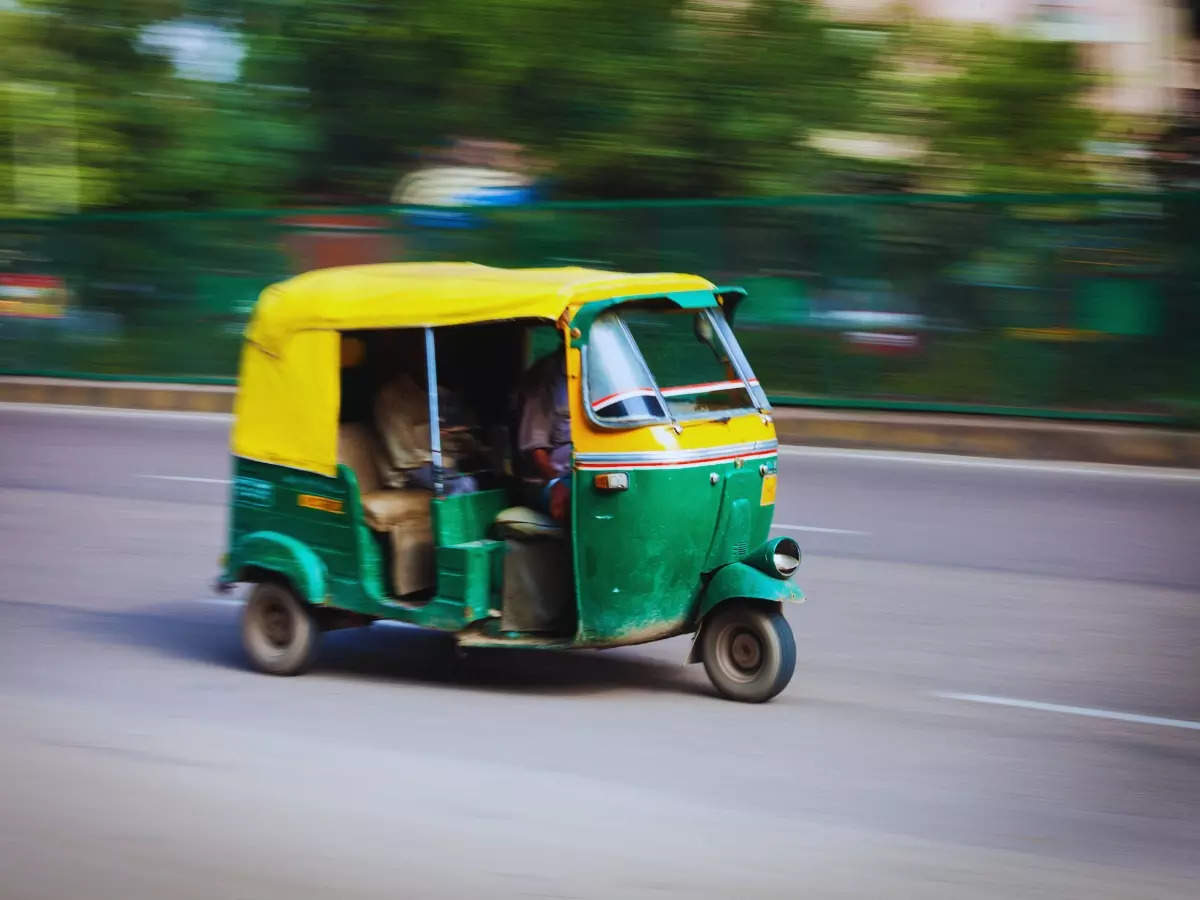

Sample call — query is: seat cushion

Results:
[492,506,563,541]
[385,522,434,597]
[361,489,433,531]
[338,423,383,494]
[361,488,435,596]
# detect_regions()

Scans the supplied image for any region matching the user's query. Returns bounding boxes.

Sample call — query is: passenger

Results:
[517,345,571,520]
[374,360,482,497]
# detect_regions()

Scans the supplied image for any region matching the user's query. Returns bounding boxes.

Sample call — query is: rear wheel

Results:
[242,581,317,676]
[700,601,795,703]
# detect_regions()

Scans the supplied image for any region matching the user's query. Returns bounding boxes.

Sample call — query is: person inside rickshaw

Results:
[373,349,482,496]
[336,323,572,616]
[516,344,571,522]
[336,328,495,600]
[340,323,559,491]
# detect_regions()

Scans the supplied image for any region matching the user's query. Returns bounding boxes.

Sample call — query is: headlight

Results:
[745,536,802,579]
[771,538,801,577]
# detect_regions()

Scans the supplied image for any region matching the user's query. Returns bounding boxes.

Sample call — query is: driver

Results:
[517,345,571,520]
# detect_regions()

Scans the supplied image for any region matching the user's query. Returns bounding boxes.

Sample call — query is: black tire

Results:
[700,601,796,703]
[241,581,318,676]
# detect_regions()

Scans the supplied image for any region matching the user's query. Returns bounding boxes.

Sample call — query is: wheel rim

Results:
[715,624,765,684]
[254,595,295,653]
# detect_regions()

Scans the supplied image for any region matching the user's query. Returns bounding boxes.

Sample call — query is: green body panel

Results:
[220,458,444,624]
[697,561,806,621]
[226,459,361,602]
[571,456,775,644]
[432,490,509,544]
[225,459,511,630]
[224,453,791,648]
[703,460,776,569]
[567,290,718,340]
[228,531,328,603]
[435,540,506,622]
[431,491,511,624]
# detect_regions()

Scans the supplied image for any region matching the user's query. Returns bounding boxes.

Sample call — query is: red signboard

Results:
[0,274,69,319]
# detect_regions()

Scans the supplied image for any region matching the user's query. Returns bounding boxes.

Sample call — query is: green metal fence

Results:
[2,193,1197,424]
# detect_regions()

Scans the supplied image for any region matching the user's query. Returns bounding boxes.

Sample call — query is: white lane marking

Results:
[776,523,870,536]
[933,691,1200,732]
[139,474,230,484]
[778,445,1200,482]
[0,401,232,422]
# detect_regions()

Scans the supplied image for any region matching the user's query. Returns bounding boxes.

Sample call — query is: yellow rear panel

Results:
[231,330,340,475]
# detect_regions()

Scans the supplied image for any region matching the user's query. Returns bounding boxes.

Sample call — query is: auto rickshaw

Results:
[217,263,805,702]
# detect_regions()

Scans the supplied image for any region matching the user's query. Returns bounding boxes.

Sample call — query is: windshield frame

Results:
[580,304,767,430]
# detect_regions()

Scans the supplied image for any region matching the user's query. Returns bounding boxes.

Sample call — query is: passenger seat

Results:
[337,423,434,596]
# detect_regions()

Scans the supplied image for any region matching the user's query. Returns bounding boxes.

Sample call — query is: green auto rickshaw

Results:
[218,262,805,701]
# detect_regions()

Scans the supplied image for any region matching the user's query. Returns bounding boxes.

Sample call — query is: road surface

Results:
[1,403,1198,899]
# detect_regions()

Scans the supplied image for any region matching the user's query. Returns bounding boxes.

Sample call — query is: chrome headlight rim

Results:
[744,535,802,579]
[770,537,801,578]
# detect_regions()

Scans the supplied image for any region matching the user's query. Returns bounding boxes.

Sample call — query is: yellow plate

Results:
[297,493,344,514]
[760,473,777,506]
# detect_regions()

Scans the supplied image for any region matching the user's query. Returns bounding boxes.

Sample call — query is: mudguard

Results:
[227,530,327,605]
[687,561,805,663]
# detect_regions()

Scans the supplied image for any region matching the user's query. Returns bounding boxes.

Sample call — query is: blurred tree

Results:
[236,0,879,200]
[545,0,879,197]
[0,1,177,213]
[914,27,1099,194]
[1,0,313,213]
[2,1,1107,210]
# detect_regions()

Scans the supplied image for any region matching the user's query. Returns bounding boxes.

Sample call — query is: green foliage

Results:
[237,0,879,198]
[536,0,879,197]
[915,27,1099,193]
[1,1,1107,211]
[1,0,313,213]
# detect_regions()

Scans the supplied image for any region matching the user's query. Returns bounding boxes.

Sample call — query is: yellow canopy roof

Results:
[246,262,716,356]
[233,263,717,475]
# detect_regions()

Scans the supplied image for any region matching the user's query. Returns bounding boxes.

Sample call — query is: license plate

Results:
[760,474,777,506]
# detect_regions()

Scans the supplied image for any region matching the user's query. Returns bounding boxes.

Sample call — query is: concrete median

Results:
[2,375,1197,468]
[0,376,235,414]
[770,406,1200,468]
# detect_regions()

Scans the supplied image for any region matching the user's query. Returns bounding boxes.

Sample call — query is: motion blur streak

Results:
[2,2,1199,422]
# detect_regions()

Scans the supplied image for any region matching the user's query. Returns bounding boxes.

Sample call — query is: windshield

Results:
[586,306,766,424]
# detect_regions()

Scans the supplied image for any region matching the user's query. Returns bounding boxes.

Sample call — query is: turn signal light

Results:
[593,472,629,491]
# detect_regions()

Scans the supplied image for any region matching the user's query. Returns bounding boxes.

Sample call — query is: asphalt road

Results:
[1,403,1198,899]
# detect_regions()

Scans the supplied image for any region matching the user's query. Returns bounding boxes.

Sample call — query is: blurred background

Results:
[1,0,1199,419]
[3,7,1200,899]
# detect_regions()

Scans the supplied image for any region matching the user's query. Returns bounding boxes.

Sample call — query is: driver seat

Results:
[489,505,570,632]
[492,505,563,541]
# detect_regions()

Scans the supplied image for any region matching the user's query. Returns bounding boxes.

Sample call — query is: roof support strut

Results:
[424,326,444,497]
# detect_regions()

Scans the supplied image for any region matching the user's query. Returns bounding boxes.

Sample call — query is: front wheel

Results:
[700,602,795,703]
[241,581,318,676]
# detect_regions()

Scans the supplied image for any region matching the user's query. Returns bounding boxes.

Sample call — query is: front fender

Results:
[227,530,327,605]
[697,561,805,620]
[688,562,805,663]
